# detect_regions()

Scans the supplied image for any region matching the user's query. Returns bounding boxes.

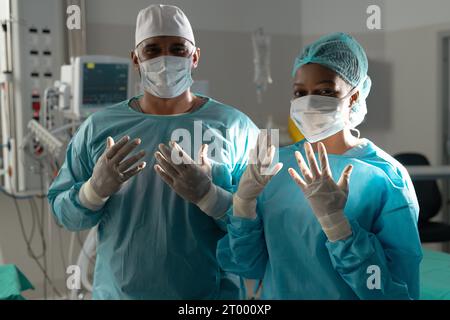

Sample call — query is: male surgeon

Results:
[48,4,258,299]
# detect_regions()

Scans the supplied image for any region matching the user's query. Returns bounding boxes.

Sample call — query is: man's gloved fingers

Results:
[288,167,307,190]
[118,150,146,172]
[170,141,194,165]
[106,137,114,148]
[155,148,175,168]
[105,135,130,159]
[198,144,210,166]
[337,164,353,191]
[158,143,173,162]
[123,161,146,180]
[154,151,180,178]
[304,142,321,178]
[154,164,175,187]
[318,142,332,178]
[294,151,313,183]
[111,138,141,164]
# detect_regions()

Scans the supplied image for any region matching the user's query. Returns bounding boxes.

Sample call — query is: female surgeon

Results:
[214,32,423,299]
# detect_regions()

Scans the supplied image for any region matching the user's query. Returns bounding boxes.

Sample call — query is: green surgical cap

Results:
[292,32,367,85]
[292,32,372,127]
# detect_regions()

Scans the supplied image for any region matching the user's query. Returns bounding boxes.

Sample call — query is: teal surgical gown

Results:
[217,139,423,299]
[48,95,259,299]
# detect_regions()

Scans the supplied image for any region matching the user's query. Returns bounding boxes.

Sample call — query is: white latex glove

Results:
[288,142,353,242]
[234,132,283,219]
[79,136,147,211]
[154,141,231,219]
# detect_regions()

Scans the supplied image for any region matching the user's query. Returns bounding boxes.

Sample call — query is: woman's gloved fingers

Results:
[122,161,146,180]
[249,147,258,166]
[304,142,321,178]
[111,138,141,164]
[105,135,130,159]
[268,162,284,177]
[259,132,269,162]
[154,151,180,178]
[253,132,266,167]
[318,142,332,178]
[118,150,146,172]
[294,151,313,183]
[337,164,353,191]
[288,167,307,190]
[266,131,272,147]
[260,145,271,169]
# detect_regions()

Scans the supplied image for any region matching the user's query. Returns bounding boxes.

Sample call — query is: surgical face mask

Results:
[290,90,356,143]
[139,54,194,99]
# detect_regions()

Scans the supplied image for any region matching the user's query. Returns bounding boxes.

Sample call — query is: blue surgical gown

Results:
[217,139,423,299]
[48,95,259,299]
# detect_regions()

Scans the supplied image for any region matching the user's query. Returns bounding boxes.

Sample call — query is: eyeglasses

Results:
[136,40,195,61]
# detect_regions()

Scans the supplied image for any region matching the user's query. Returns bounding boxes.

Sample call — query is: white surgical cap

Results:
[135,4,195,47]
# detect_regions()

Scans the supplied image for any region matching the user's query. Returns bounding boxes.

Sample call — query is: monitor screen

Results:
[81,62,129,109]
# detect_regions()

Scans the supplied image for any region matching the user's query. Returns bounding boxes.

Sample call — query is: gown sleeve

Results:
[326,176,423,300]
[47,117,107,231]
[217,199,269,280]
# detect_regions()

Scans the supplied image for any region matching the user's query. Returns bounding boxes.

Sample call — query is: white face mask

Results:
[290,90,355,143]
[139,55,194,99]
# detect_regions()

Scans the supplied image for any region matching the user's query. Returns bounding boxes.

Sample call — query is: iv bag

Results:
[252,28,273,104]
